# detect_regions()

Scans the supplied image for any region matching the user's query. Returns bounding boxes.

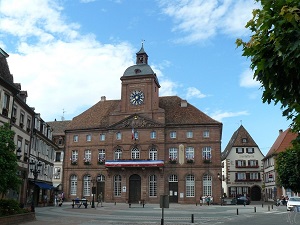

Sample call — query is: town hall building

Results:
[62,45,223,204]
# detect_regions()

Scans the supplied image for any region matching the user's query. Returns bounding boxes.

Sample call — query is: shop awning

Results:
[35,182,54,190]
[105,160,164,168]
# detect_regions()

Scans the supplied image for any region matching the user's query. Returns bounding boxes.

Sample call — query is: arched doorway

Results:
[129,174,141,203]
[250,185,261,201]
[96,175,105,202]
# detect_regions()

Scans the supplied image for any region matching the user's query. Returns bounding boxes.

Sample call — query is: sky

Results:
[0,0,291,155]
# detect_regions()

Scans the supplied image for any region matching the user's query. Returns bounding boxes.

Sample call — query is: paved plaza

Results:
[20,201,296,225]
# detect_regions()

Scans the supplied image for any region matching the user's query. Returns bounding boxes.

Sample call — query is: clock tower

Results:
[119,44,163,121]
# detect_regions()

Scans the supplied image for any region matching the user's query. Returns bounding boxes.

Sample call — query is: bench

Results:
[72,199,88,208]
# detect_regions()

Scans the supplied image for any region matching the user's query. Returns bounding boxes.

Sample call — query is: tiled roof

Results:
[48,120,72,134]
[0,47,14,85]
[66,96,221,130]
[221,125,259,159]
[264,128,297,159]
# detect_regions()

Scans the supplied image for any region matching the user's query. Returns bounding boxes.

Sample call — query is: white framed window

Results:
[54,167,61,179]
[236,173,246,180]
[169,148,178,160]
[114,175,122,196]
[83,175,91,196]
[97,174,105,182]
[149,147,157,160]
[100,134,105,141]
[98,149,105,161]
[84,149,91,163]
[203,174,212,196]
[250,172,260,180]
[71,150,78,163]
[186,147,194,160]
[131,147,140,159]
[236,148,244,153]
[170,131,176,139]
[236,160,246,167]
[114,148,122,160]
[203,130,209,138]
[116,132,122,140]
[73,135,78,142]
[202,147,211,160]
[150,131,156,139]
[149,175,157,197]
[186,131,193,138]
[169,174,178,182]
[246,148,254,153]
[134,131,138,140]
[86,134,92,142]
[186,175,195,197]
[248,160,258,167]
[70,175,77,196]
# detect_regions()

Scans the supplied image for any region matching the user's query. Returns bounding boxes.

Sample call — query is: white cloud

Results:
[209,110,249,122]
[240,69,260,88]
[158,0,257,43]
[186,87,206,99]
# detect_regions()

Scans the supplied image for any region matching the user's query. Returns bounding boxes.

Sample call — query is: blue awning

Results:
[35,182,54,190]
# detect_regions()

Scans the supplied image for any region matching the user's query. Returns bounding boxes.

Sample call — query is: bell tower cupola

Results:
[136,42,148,65]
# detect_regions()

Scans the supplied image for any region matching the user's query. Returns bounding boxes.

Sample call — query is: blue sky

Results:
[0,0,291,155]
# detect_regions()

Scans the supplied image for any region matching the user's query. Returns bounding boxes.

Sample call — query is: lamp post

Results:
[217,173,223,206]
[29,160,42,212]
[91,178,96,208]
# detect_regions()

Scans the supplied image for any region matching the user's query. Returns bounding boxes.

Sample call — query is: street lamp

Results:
[217,173,223,206]
[91,178,96,208]
[29,160,42,212]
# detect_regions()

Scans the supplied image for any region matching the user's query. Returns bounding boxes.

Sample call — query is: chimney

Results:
[279,129,283,135]
[101,96,106,101]
[19,91,28,103]
[181,100,187,107]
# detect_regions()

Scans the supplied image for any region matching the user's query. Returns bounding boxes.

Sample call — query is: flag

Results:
[132,128,134,140]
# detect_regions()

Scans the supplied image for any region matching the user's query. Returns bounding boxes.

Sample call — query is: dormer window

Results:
[242,138,247,143]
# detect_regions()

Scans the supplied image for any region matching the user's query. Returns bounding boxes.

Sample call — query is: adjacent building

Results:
[221,125,264,201]
[63,45,223,204]
[263,128,298,201]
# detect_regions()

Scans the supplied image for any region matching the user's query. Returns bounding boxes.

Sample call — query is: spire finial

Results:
[141,39,145,47]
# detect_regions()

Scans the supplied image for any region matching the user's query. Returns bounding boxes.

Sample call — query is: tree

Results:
[0,123,21,197]
[236,0,300,132]
[275,142,300,193]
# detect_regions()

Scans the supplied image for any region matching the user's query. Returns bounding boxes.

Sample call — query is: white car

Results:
[287,197,300,211]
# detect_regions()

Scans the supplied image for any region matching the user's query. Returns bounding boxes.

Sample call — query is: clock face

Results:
[130,90,144,105]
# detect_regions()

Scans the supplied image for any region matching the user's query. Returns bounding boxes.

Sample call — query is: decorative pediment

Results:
[109,114,163,129]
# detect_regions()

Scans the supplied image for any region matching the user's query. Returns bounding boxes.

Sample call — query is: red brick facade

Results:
[62,46,223,204]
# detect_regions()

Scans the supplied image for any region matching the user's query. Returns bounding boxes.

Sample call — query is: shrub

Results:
[0,199,23,217]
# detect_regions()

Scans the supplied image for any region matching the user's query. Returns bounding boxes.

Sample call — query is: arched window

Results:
[149,147,157,160]
[203,174,212,196]
[83,175,91,196]
[114,175,122,196]
[114,148,122,160]
[70,175,77,196]
[186,174,195,197]
[149,175,157,197]
[131,147,140,159]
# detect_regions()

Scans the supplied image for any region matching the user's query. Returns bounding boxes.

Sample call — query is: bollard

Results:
[129,203,131,208]
[262,203,263,208]
[254,207,256,213]
[237,208,239,215]
[114,202,116,205]
[268,206,270,211]
[143,203,145,208]
[271,205,273,209]
[161,218,164,225]
[191,214,194,223]
[196,202,197,206]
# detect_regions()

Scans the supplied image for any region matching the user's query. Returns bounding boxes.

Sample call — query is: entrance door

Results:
[96,175,105,201]
[129,174,141,203]
[250,185,261,201]
[169,175,178,203]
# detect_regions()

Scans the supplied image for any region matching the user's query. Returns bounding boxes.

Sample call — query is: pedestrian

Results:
[97,192,103,207]
[206,196,210,206]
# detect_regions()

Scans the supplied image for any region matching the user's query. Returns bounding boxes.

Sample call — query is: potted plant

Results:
[187,158,194,163]
[71,159,78,165]
[84,158,91,165]
[169,157,177,164]
[98,158,105,165]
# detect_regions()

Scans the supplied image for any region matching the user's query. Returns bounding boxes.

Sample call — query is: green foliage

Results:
[275,142,300,193]
[236,0,300,132]
[0,199,26,216]
[0,123,21,196]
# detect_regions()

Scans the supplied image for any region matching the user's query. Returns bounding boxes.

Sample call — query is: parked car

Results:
[287,197,300,211]
[235,196,251,205]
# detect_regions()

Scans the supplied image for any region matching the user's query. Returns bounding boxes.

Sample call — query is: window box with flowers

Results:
[203,158,211,163]
[169,158,177,164]
[84,158,91,165]
[187,158,194,164]
[71,160,78,165]
[98,158,105,165]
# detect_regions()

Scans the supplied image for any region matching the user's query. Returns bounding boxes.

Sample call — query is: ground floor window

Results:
[203,174,212,196]
[114,175,121,196]
[83,175,91,196]
[70,175,77,196]
[149,175,157,197]
[186,174,195,197]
